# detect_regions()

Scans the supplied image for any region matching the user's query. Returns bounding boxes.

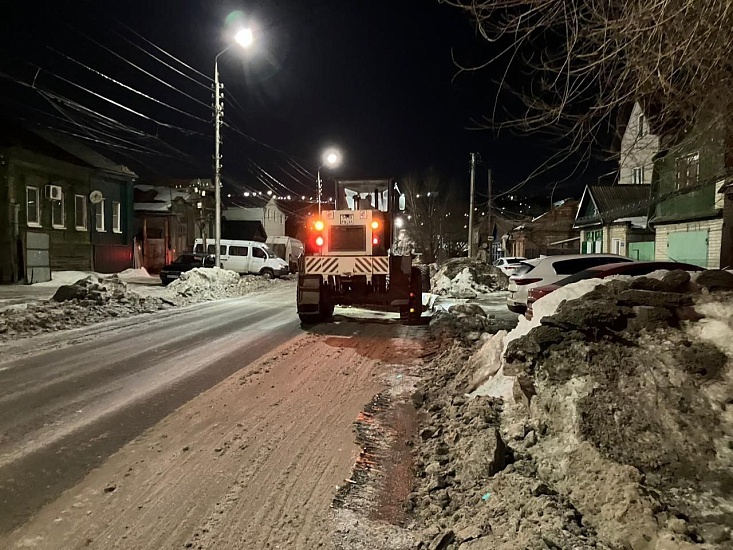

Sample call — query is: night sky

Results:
[1,0,613,204]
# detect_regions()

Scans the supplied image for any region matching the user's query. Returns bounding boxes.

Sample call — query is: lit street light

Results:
[317,148,341,214]
[213,25,254,266]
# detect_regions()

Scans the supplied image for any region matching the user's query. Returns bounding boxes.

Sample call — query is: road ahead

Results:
[0,286,302,535]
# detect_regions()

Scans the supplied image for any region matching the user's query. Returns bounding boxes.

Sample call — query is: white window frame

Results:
[112,201,122,233]
[95,199,106,232]
[75,195,87,230]
[26,186,41,227]
[632,166,645,184]
[51,191,65,229]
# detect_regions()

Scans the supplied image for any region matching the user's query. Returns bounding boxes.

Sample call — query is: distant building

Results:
[506,200,580,258]
[224,197,287,238]
[574,184,655,259]
[0,126,136,283]
[133,180,206,272]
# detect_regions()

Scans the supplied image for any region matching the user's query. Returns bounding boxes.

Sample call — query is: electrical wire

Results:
[64,23,211,110]
[47,47,211,124]
[34,65,209,137]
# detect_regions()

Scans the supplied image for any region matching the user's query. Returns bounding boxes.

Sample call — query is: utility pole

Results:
[487,167,493,259]
[468,153,477,258]
[213,59,223,267]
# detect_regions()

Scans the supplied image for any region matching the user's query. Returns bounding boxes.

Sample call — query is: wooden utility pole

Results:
[487,168,493,255]
[468,153,477,257]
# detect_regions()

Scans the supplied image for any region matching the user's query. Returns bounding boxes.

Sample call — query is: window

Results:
[637,114,645,138]
[95,199,105,232]
[676,152,700,189]
[75,195,87,230]
[230,246,249,256]
[632,166,645,184]
[52,191,65,228]
[206,244,226,255]
[252,247,266,259]
[26,186,40,226]
[112,201,121,233]
[329,226,366,252]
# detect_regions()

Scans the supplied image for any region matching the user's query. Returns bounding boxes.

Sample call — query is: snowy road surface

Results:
[0,286,427,549]
[0,286,303,536]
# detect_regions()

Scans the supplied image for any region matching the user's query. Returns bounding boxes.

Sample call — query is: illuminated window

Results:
[96,199,105,232]
[51,191,65,228]
[26,186,40,226]
[112,201,121,233]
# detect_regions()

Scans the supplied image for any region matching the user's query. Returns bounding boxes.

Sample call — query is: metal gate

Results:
[25,231,51,283]
[667,230,708,267]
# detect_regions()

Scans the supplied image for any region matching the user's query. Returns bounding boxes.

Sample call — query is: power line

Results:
[34,64,209,137]
[64,22,211,111]
[46,47,211,124]
[112,19,214,84]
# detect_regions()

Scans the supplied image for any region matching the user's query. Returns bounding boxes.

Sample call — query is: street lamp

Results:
[213,26,254,266]
[317,148,341,214]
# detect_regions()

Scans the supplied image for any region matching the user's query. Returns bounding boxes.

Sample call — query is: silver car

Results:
[493,256,527,276]
[506,254,634,313]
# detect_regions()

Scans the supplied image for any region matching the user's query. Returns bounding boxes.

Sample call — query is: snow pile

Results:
[430,303,516,346]
[117,267,155,281]
[409,269,733,549]
[0,275,167,340]
[0,270,293,341]
[165,267,286,305]
[431,259,501,299]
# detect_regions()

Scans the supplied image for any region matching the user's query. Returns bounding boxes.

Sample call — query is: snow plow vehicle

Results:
[296,178,425,324]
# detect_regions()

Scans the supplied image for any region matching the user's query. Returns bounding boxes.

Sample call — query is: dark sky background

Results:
[0,0,613,204]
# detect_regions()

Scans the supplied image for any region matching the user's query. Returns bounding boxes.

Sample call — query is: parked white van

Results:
[193,239,289,278]
[265,236,304,273]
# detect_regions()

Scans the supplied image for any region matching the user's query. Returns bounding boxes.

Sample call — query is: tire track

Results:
[4,318,424,550]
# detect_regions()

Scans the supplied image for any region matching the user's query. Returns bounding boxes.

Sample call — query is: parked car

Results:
[525,260,704,319]
[507,254,633,313]
[193,238,289,278]
[160,253,215,286]
[493,256,527,276]
[265,236,304,273]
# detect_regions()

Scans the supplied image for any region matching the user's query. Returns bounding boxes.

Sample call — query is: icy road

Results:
[0,283,426,549]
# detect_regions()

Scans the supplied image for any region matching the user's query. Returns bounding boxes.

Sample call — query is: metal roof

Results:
[575,184,651,227]
[32,128,136,177]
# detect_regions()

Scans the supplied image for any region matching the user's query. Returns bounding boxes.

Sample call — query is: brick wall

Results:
[654,218,724,268]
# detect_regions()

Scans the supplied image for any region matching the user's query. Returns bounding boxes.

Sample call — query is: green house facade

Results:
[650,115,728,268]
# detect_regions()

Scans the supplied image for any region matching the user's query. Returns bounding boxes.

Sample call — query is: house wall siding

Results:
[607,224,628,255]
[654,219,723,268]
[619,103,660,185]
[653,115,725,223]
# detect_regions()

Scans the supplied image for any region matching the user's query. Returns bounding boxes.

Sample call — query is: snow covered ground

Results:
[0,268,294,341]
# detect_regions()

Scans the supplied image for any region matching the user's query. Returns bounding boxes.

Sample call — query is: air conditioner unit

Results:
[45,184,63,201]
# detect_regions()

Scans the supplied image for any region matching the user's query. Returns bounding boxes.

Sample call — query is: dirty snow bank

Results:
[431,258,503,299]
[0,269,292,341]
[409,269,733,549]
[164,267,280,304]
[429,302,516,346]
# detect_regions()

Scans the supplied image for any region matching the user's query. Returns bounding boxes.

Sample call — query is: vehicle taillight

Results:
[372,236,380,245]
[315,236,324,247]
[314,220,325,231]
[371,221,380,230]
[514,277,542,286]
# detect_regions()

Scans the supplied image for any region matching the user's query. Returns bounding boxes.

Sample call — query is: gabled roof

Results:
[574,184,651,227]
[32,128,136,177]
